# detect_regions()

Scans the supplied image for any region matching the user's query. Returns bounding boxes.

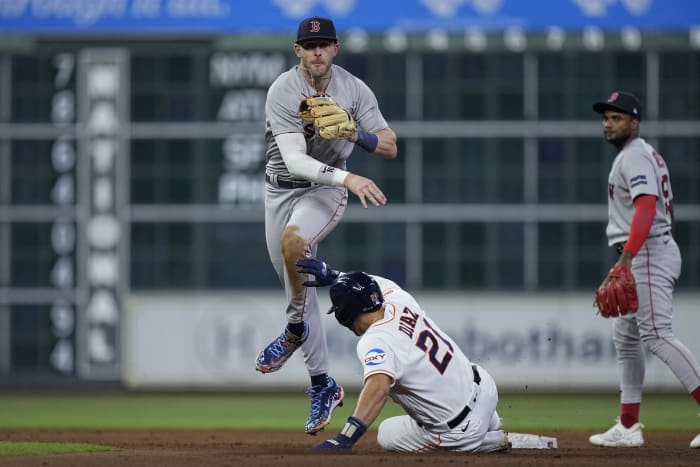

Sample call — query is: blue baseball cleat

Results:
[305,376,344,435]
[255,323,308,374]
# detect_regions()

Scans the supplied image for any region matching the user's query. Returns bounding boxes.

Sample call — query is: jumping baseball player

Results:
[255,16,397,435]
[589,91,700,449]
[295,257,510,453]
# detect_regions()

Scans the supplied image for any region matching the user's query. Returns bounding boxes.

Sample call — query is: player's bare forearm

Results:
[372,128,398,159]
[351,374,391,427]
[344,173,387,208]
[616,250,634,268]
[602,250,633,287]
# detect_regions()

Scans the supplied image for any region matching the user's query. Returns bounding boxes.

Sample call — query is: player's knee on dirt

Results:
[281,226,308,289]
[376,419,396,451]
[376,416,416,452]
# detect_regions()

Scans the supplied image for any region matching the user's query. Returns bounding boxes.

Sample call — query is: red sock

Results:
[620,403,640,428]
[692,385,700,405]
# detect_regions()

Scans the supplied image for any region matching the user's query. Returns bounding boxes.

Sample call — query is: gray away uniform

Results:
[264,64,389,375]
[606,137,700,403]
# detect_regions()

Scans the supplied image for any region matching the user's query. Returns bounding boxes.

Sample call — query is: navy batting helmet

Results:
[327,272,384,329]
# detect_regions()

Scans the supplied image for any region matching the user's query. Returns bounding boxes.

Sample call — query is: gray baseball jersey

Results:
[606,137,673,246]
[265,64,388,182]
[360,275,504,452]
[606,137,700,405]
[263,64,390,376]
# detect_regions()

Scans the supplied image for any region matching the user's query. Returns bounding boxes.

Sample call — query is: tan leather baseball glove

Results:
[298,94,357,140]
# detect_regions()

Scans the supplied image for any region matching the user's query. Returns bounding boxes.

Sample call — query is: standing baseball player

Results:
[295,257,510,453]
[589,91,700,449]
[255,15,397,435]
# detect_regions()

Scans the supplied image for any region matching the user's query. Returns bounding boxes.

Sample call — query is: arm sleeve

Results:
[275,132,348,186]
[623,194,656,255]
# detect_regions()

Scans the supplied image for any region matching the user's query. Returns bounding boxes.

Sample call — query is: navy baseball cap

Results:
[327,272,384,329]
[593,91,642,120]
[296,16,337,43]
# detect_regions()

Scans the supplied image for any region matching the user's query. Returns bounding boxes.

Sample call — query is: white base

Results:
[507,432,558,449]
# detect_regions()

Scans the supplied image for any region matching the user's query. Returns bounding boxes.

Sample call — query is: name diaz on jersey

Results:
[362,306,420,368]
[398,307,419,338]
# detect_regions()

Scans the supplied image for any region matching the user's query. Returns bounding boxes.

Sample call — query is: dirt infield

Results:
[0,430,697,466]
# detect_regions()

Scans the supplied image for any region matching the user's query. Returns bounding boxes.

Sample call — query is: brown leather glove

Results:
[594,264,639,318]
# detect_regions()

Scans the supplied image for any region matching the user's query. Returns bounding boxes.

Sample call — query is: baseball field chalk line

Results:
[507,432,559,449]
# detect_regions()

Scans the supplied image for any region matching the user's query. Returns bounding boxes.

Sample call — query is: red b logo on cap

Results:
[310,20,320,32]
[607,92,619,103]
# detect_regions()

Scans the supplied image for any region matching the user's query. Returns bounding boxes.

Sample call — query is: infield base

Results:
[507,432,558,449]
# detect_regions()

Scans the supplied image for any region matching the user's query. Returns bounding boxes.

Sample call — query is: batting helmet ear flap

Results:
[327,272,384,329]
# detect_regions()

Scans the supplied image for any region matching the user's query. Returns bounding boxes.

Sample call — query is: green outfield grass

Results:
[0,441,114,457]
[0,392,697,432]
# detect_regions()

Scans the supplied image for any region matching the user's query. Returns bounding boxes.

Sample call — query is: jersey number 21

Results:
[415,316,454,374]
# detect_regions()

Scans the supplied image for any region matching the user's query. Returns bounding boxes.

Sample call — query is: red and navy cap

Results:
[296,16,337,43]
[593,91,642,120]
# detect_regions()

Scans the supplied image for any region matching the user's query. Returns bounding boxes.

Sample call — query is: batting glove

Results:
[313,416,367,451]
[296,258,340,287]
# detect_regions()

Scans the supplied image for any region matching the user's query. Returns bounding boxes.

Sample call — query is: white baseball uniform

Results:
[606,137,700,403]
[264,64,389,375]
[358,275,505,453]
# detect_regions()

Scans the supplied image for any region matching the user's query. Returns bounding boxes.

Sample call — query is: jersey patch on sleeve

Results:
[363,347,387,367]
[630,174,647,188]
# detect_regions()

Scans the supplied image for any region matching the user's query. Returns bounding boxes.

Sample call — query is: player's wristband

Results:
[339,416,367,443]
[317,165,349,187]
[355,130,378,153]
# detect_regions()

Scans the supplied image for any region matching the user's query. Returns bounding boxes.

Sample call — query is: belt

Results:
[265,173,312,189]
[613,230,671,255]
[447,365,481,429]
